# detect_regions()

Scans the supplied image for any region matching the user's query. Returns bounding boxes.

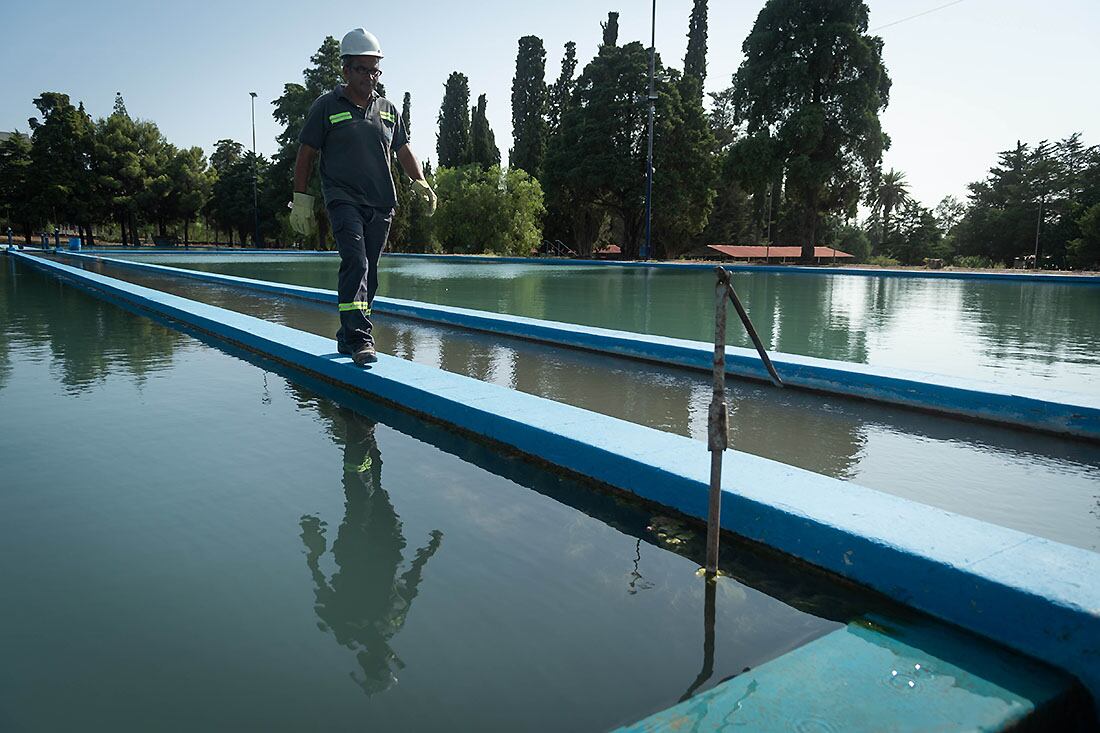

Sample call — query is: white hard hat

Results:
[340,28,384,58]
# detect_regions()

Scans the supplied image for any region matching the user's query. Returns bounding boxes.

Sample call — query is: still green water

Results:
[2,256,892,730]
[120,254,1100,394]
[94,257,1100,552]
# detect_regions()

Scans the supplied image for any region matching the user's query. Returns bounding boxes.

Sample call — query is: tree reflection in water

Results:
[299,405,443,695]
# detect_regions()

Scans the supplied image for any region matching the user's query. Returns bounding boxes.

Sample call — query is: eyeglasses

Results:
[350,65,382,78]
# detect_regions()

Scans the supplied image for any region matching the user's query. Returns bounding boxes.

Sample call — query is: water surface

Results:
[2,256,885,731]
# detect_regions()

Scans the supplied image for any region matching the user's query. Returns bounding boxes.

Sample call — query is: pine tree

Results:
[95,104,170,246]
[437,72,472,167]
[470,94,500,170]
[731,0,891,261]
[510,35,548,178]
[0,132,41,243]
[113,92,129,118]
[27,93,99,241]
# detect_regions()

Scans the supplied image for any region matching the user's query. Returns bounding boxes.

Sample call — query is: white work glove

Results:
[289,192,317,237]
[413,179,437,216]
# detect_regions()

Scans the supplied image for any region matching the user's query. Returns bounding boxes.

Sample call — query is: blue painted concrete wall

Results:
[63,252,1100,440]
[13,249,1100,719]
[70,246,1100,284]
[618,615,1089,731]
[384,252,1100,285]
[75,247,336,255]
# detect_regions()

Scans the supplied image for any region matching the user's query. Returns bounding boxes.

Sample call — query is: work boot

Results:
[337,342,352,355]
[352,343,377,366]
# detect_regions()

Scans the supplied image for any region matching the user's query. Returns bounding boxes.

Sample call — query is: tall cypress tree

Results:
[389,92,414,247]
[601,12,619,47]
[470,94,501,170]
[509,35,548,178]
[437,72,471,168]
[683,0,708,101]
[547,41,577,137]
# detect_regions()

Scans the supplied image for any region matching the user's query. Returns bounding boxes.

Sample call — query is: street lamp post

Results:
[250,91,260,249]
[643,0,656,262]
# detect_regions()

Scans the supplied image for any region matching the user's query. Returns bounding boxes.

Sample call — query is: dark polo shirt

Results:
[299,85,409,209]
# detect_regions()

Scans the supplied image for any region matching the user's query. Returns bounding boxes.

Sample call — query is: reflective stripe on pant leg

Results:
[338,301,372,314]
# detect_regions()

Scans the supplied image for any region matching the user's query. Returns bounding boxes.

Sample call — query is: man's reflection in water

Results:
[300,407,443,695]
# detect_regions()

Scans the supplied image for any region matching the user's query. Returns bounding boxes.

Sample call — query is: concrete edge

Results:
[62,251,1100,440]
[12,249,1100,717]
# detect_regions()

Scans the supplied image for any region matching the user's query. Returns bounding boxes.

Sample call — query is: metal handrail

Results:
[716,266,784,388]
[705,266,784,579]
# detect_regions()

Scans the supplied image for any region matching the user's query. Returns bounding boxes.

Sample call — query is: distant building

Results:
[0,131,13,144]
[707,244,854,264]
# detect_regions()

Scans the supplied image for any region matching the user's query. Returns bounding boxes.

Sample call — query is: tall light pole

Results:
[250,91,260,248]
[643,0,657,261]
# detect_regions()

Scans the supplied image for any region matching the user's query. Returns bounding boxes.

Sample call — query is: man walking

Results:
[290,28,436,366]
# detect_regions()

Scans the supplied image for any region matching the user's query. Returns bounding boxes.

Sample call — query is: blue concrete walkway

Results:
[61,251,1100,439]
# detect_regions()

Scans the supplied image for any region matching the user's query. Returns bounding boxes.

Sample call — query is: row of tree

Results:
[0,90,282,247]
[2,0,1098,267]
[471,0,1098,267]
[435,8,718,259]
[833,133,1100,269]
[952,136,1100,268]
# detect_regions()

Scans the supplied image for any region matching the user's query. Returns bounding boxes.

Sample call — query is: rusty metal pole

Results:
[706,267,730,578]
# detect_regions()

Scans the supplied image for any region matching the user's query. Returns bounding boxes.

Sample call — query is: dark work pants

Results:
[329,202,393,351]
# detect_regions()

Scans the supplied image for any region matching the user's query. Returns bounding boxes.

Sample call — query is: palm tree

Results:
[871,169,911,251]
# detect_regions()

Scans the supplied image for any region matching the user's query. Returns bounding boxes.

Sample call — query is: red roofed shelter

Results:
[707,244,853,264]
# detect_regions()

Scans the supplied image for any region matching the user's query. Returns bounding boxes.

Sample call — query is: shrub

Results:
[867,255,899,267]
[952,255,996,269]
[432,165,545,255]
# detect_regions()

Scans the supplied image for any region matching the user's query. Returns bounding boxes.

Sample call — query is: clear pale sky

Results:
[2,0,1097,207]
